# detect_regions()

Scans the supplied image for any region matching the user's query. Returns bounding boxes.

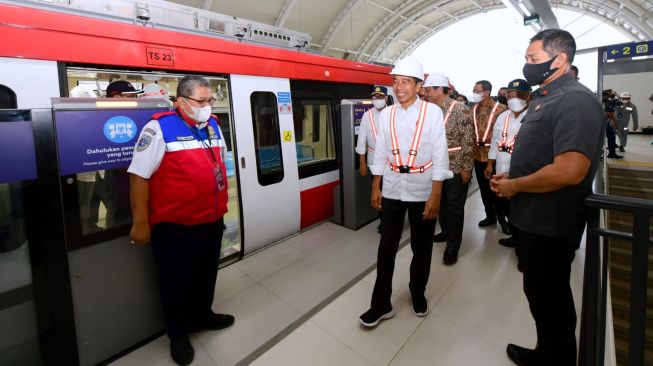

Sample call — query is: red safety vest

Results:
[148,111,228,226]
[444,101,462,153]
[387,102,433,174]
[367,109,378,153]
[472,102,500,146]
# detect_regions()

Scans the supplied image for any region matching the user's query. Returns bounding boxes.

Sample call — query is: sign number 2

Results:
[146,47,174,66]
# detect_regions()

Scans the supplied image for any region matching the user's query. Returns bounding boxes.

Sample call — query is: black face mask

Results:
[523,55,559,86]
[497,95,508,105]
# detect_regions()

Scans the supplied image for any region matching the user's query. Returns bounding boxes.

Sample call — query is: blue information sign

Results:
[55,109,166,176]
[0,120,37,183]
[605,40,653,60]
[277,91,292,114]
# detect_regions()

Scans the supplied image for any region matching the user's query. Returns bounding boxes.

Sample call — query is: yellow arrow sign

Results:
[611,49,619,55]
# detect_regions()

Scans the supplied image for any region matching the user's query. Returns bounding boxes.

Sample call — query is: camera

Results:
[602,89,622,113]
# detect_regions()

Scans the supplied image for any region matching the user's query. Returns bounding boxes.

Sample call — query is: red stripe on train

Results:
[300,181,340,229]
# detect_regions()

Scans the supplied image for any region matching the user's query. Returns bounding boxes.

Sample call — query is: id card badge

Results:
[214,165,226,192]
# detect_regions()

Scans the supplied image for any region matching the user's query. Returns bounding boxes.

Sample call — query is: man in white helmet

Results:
[421,73,474,265]
[615,91,638,152]
[360,58,450,327]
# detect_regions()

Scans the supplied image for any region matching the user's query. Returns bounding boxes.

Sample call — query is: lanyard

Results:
[186,122,218,164]
[472,102,500,144]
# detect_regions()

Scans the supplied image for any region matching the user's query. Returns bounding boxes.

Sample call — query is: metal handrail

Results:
[579,193,653,366]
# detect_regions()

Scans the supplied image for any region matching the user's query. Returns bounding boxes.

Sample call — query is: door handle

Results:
[240,157,246,169]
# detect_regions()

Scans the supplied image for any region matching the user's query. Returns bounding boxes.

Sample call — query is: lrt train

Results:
[0,3,393,365]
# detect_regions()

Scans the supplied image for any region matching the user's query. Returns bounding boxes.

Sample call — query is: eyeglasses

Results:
[183,96,217,107]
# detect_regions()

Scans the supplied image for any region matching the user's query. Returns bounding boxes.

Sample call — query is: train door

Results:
[230,75,300,254]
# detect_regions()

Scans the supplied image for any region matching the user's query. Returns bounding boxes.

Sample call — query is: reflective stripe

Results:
[498,112,516,153]
[368,146,375,153]
[472,102,500,144]
[448,146,462,152]
[368,109,378,140]
[388,161,433,174]
[166,138,222,152]
[443,100,458,127]
[388,102,431,174]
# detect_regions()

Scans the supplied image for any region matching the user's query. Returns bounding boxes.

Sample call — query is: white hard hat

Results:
[620,91,631,98]
[390,58,423,80]
[423,73,449,87]
[142,83,169,98]
[69,85,97,98]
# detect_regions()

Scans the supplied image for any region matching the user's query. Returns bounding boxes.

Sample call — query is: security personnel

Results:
[128,76,234,365]
[486,79,531,250]
[422,73,474,265]
[491,29,604,365]
[356,86,389,232]
[615,91,639,151]
[359,58,450,327]
[470,80,508,231]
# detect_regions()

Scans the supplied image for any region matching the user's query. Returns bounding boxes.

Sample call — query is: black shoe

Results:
[498,237,516,248]
[498,218,511,235]
[606,153,623,159]
[359,307,394,327]
[190,313,235,332]
[506,344,537,366]
[443,246,459,265]
[478,217,496,227]
[619,146,625,152]
[170,336,194,366]
[412,296,429,317]
[433,232,448,242]
[377,224,382,233]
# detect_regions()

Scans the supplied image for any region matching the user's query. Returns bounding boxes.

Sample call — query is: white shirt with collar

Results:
[488,108,527,174]
[355,107,383,165]
[370,98,451,202]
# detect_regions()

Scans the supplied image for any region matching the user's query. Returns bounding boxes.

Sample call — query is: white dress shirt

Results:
[370,98,451,202]
[488,109,527,174]
[355,107,383,165]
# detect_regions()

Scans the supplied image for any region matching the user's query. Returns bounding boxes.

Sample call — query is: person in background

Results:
[422,73,474,265]
[491,29,604,366]
[360,58,450,327]
[570,65,579,80]
[603,90,624,159]
[128,76,234,365]
[455,94,469,106]
[356,86,389,233]
[615,91,638,152]
[486,79,531,251]
[496,87,508,106]
[470,80,508,231]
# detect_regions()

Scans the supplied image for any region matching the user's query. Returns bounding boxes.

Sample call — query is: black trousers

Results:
[474,160,496,218]
[438,173,469,249]
[371,198,437,310]
[606,121,618,155]
[495,196,510,222]
[151,219,224,339]
[517,227,577,366]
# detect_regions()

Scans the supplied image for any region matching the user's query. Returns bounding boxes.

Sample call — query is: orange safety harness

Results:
[367,109,378,153]
[498,112,517,154]
[443,101,462,153]
[387,102,433,174]
[472,102,500,147]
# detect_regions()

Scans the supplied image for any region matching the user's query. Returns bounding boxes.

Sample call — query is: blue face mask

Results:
[523,55,559,86]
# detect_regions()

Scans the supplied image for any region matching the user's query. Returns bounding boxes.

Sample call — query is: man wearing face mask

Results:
[496,87,508,106]
[470,80,507,231]
[128,76,233,365]
[486,79,531,252]
[615,91,639,152]
[490,29,604,366]
[422,73,474,265]
[356,86,389,232]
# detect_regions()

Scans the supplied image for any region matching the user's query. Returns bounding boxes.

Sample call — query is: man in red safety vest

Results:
[128,76,233,366]
[359,58,450,328]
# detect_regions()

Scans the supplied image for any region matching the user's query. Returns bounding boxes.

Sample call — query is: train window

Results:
[77,168,132,235]
[293,99,336,167]
[0,84,17,109]
[250,92,284,186]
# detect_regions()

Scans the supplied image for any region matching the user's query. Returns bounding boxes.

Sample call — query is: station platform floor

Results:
[111,191,586,366]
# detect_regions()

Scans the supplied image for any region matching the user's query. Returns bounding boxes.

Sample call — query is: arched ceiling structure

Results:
[170,0,652,64]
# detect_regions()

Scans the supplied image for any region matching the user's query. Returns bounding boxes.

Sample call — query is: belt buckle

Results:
[477,141,486,147]
[399,165,410,174]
